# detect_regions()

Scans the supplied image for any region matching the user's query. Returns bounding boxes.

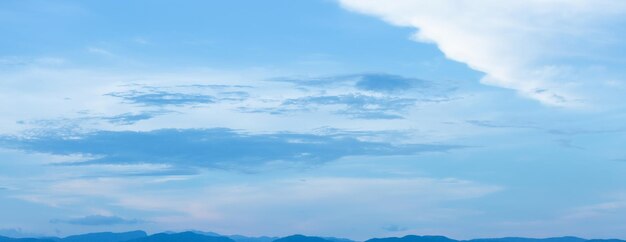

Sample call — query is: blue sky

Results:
[2,0,626,240]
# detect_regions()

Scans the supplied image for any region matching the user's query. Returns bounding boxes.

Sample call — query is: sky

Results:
[1,0,626,240]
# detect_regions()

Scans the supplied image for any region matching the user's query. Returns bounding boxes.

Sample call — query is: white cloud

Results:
[339,0,626,107]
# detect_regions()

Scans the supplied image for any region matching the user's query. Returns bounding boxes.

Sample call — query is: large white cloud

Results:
[339,0,626,107]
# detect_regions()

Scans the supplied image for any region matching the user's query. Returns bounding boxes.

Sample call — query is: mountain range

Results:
[1,231,625,242]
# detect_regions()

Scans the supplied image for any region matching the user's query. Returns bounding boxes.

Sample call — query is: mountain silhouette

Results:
[2,231,626,242]
[61,231,147,242]
[168,230,277,242]
[366,236,625,242]
[125,232,233,242]
[367,235,457,242]
[274,235,334,242]
[323,237,355,242]
[229,235,277,242]
[0,236,56,242]
[470,237,588,242]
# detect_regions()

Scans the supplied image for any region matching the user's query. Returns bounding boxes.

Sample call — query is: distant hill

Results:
[161,230,278,242]
[367,235,457,242]
[188,232,223,237]
[229,235,277,242]
[125,232,234,242]
[274,235,335,242]
[469,237,587,242]
[61,231,147,242]
[587,240,626,242]
[322,237,354,242]
[366,235,624,242]
[0,236,56,242]
[2,231,626,242]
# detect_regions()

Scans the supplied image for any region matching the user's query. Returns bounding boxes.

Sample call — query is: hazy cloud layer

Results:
[0,128,464,169]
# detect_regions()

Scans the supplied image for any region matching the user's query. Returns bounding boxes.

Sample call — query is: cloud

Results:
[563,197,626,221]
[382,225,409,232]
[86,47,115,57]
[466,120,538,129]
[245,73,456,119]
[50,215,143,226]
[466,119,626,136]
[282,94,416,119]
[0,128,464,170]
[272,73,431,93]
[217,91,250,101]
[17,111,169,132]
[66,163,200,178]
[132,37,151,45]
[354,74,426,93]
[105,84,253,108]
[102,112,166,125]
[106,90,215,107]
[555,138,584,150]
[338,0,626,107]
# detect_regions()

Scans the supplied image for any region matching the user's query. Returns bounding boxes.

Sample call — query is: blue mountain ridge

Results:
[1,231,625,242]
[125,232,233,242]
[61,231,148,242]
[365,235,624,242]
[0,237,56,242]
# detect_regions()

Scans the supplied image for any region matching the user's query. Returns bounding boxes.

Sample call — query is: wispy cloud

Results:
[0,128,465,170]
[242,73,457,119]
[271,73,436,94]
[382,225,409,232]
[132,37,151,45]
[18,111,169,131]
[101,112,166,125]
[105,84,253,108]
[282,94,416,119]
[466,119,626,136]
[106,90,216,107]
[353,74,427,93]
[86,47,115,57]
